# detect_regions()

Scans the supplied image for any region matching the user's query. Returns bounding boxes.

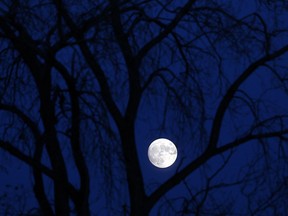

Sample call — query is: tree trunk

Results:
[119,121,149,216]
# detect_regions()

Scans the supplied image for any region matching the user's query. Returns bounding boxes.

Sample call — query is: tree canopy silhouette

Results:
[0,0,288,215]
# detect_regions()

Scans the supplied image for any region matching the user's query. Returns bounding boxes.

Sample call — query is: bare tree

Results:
[0,0,288,215]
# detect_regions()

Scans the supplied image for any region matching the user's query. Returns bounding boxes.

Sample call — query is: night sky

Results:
[0,0,288,215]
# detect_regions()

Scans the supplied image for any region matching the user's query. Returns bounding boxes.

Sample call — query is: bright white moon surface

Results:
[148,138,177,168]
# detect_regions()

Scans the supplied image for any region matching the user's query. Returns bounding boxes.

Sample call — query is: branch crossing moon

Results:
[148,138,177,168]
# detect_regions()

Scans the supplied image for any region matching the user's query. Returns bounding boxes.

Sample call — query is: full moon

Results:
[148,138,177,168]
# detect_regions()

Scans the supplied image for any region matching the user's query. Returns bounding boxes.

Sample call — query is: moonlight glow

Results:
[148,138,177,168]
